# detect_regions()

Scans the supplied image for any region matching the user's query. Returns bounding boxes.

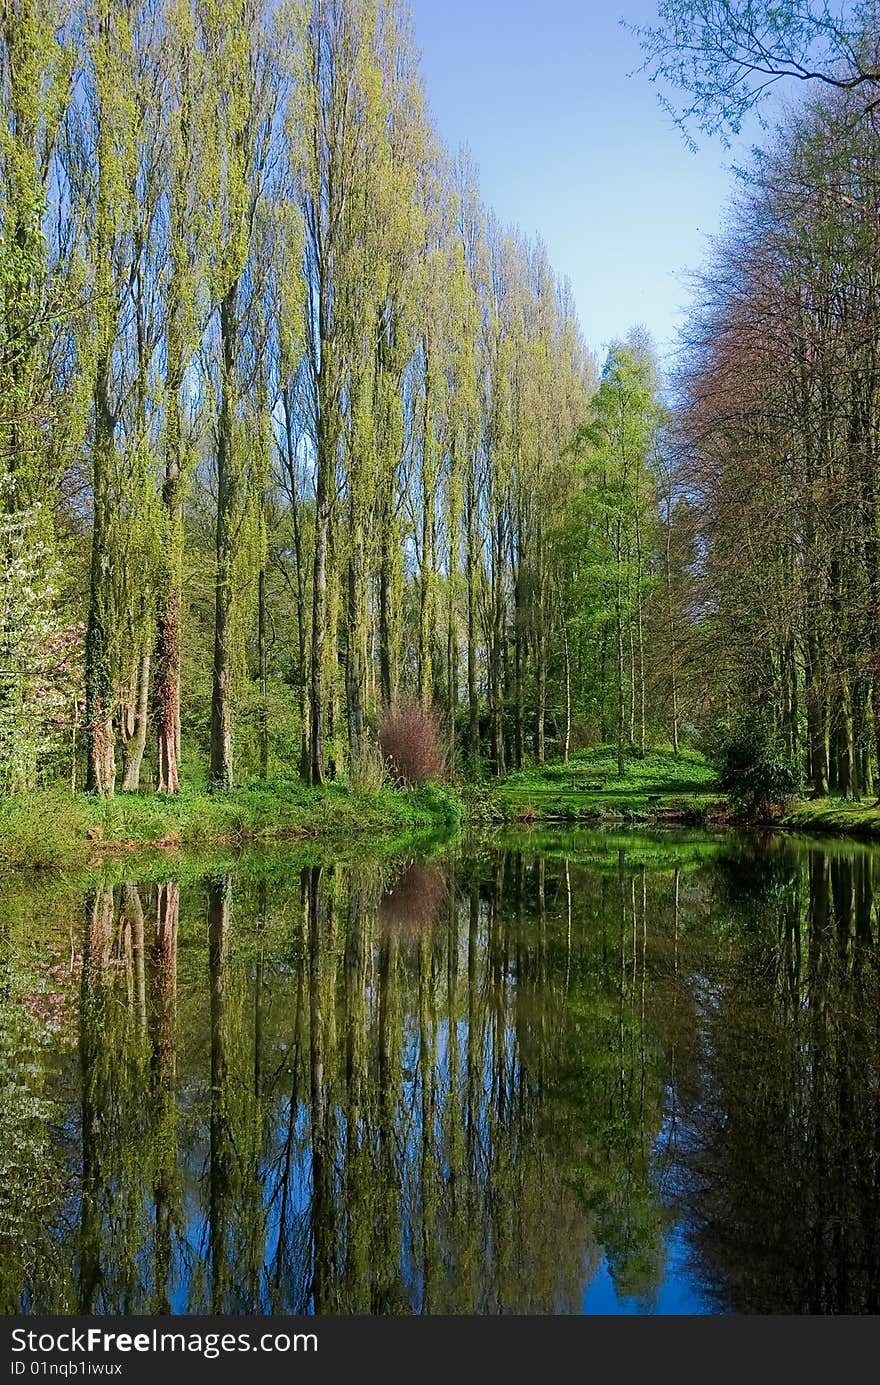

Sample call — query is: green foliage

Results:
[0,501,81,792]
[0,778,464,875]
[348,739,389,794]
[781,797,880,837]
[407,780,463,826]
[630,0,880,144]
[489,744,721,822]
[709,711,801,816]
[560,337,667,753]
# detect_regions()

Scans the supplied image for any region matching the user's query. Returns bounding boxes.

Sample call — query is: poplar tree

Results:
[293,0,398,783]
[0,0,74,790]
[153,0,205,793]
[576,341,662,776]
[0,0,72,512]
[80,1,138,797]
[202,0,290,790]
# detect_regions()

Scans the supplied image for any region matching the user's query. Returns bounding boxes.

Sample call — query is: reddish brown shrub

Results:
[378,702,446,785]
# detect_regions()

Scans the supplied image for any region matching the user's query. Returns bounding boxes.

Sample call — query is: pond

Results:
[1,828,878,1315]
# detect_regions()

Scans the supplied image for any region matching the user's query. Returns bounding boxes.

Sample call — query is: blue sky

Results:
[407,0,758,369]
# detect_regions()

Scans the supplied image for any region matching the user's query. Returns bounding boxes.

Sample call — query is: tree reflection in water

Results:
[674,839,880,1313]
[1,832,878,1314]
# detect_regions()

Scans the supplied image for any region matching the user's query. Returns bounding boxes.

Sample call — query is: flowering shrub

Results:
[378,702,446,785]
[0,499,82,792]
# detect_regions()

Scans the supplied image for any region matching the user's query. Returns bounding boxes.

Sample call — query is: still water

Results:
[1,829,878,1315]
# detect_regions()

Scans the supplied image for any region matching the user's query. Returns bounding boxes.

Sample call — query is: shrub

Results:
[409,781,463,825]
[710,709,800,816]
[378,702,446,785]
[349,739,388,793]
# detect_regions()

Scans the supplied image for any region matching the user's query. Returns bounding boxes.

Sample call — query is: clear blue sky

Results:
[408,0,757,369]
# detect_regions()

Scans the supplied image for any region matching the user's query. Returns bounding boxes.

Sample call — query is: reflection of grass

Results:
[0,780,463,875]
[781,796,880,839]
[494,825,727,874]
[482,746,723,824]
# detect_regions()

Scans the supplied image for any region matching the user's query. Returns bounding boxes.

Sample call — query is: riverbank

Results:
[780,796,880,839]
[470,746,726,825]
[0,779,463,874]
[11,762,880,880]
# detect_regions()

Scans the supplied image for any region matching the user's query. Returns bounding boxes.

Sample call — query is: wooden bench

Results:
[569,773,606,792]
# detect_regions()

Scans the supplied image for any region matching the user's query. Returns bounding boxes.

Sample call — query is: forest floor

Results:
[0,779,463,874]
[470,746,726,824]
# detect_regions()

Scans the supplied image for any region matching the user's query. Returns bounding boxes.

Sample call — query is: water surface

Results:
[1,829,878,1314]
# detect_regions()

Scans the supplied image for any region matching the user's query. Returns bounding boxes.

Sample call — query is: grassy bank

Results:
[780,796,880,839]
[14,761,880,879]
[472,746,724,824]
[0,779,462,874]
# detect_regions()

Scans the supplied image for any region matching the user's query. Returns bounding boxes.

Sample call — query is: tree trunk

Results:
[513,562,525,770]
[839,675,855,799]
[345,529,366,771]
[378,527,397,709]
[535,624,547,764]
[446,536,459,776]
[466,480,479,773]
[154,539,182,794]
[308,405,331,786]
[282,391,310,783]
[805,625,828,796]
[85,380,116,799]
[628,620,636,744]
[615,522,626,778]
[664,491,680,755]
[209,283,239,791]
[634,494,646,757]
[258,561,269,780]
[563,616,571,763]
[327,529,341,782]
[121,647,150,791]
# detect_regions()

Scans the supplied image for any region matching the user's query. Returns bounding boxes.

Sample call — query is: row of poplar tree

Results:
[679,80,880,798]
[0,0,678,798]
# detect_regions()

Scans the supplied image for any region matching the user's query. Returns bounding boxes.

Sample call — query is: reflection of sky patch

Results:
[582,1228,711,1315]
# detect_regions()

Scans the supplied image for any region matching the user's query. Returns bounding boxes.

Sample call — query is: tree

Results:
[632,0,880,143]
[153,0,207,793]
[573,339,663,775]
[0,0,617,797]
[79,1,140,798]
[676,83,880,797]
[202,0,292,791]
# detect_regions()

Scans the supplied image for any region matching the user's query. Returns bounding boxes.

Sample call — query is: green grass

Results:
[780,795,880,839]
[12,761,880,879]
[475,745,724,824]
[0,779,463,875]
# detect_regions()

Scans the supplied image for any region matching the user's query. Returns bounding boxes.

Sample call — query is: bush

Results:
[349,739,388,794]
[378,702,446,786]
[409,781,463,825]
[710,709,800,816]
